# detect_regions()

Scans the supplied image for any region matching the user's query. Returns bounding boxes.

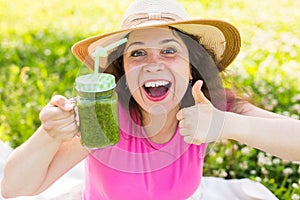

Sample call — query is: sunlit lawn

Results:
[1,0,300,199]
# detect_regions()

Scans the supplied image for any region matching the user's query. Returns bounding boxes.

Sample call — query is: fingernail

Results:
[64,103,74,111]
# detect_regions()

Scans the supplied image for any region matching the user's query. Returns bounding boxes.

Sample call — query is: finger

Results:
[176,108,188,120]
[60,120,78,134]
[48,127,77,142]
[183,135,193,144]
[42,114,76,131]
[50,95,74,112]
[176,109,184,120]
[179,127,190,136]
[40,105,73,121]
[53,113,76,124]
[178,119,192,129]
[192,80,210,104]
[183,135,202,145]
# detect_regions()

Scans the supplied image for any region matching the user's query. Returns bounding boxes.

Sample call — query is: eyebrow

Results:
[159,39,181,46]
[125,39,182,51]
[125,41,144,51]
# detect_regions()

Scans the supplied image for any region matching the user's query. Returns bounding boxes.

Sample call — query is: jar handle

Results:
[69,97,80,129]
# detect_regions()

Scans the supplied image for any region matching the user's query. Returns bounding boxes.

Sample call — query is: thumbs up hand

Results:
[176,80,225,145]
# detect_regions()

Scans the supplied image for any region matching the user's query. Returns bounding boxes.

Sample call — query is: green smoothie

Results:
[77,92,119,148]
[75,73,119,149]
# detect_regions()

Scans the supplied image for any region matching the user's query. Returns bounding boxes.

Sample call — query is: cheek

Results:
[173,61,190,99]
[174,73,189,100]
[124,63,141,96]
[174,51,191,78]
[173,61,191,82]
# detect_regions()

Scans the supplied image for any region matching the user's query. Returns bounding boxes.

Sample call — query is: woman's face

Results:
[123,27,191,115]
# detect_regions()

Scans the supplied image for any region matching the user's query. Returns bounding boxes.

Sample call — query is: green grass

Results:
[1,0,300,199]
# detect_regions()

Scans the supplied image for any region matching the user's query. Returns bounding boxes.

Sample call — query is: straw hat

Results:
[72,0,241,72]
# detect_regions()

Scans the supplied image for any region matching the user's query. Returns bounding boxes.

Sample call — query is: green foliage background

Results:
[1,0,300,199]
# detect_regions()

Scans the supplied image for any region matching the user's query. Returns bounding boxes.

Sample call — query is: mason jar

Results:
[75,73,119,149]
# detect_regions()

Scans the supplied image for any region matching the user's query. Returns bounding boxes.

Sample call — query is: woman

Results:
[2,0,300,199]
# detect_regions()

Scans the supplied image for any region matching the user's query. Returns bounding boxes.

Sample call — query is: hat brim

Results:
[72,19,241,72]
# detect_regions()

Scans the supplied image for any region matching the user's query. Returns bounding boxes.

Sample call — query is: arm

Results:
[224,102,300,161]
[1,96,89,198]
[177,80,300,161]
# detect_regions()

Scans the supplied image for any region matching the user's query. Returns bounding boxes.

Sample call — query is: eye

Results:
[161,47,177,55]
[131,49,146,57]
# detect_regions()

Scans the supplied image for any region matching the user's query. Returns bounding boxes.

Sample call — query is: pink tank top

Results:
[83,91,234,199]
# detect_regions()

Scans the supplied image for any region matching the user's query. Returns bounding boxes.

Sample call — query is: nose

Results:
[143,50,164,73]
[143,64,164,73]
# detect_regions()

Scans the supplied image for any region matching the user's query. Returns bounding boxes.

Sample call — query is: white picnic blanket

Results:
[0,140,278,200]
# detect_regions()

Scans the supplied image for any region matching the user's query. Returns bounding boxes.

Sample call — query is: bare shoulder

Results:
[232,101,286,119]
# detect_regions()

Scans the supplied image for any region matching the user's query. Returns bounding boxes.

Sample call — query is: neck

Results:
[142,105,179,144]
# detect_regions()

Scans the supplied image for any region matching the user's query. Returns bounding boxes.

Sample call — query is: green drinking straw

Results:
[91,38,128,74]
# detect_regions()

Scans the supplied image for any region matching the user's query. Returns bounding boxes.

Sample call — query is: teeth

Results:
[145,81,169,88]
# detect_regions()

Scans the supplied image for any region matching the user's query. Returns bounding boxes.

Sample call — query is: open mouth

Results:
[143,80,171,101]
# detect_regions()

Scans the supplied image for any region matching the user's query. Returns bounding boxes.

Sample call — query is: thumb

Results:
[192,80,210,104]
[50,95,73,111]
